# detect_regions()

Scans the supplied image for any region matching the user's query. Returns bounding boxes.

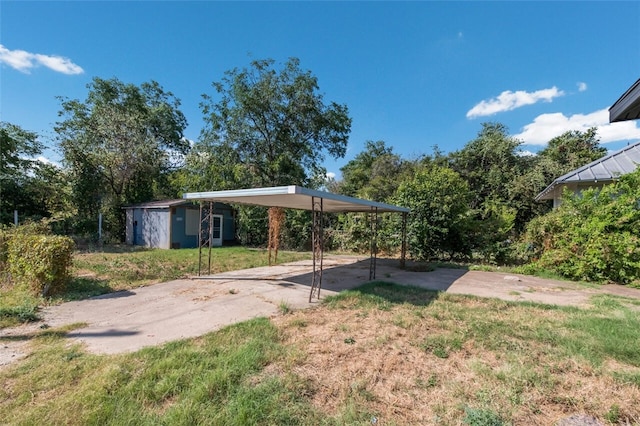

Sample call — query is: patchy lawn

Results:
[2,282,639,425]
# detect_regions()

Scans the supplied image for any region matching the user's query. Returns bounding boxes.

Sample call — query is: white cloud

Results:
[325,172,336,180]
[577,82,588,92]
[466,86,565,119]
[513,108,640,145]
[0,44,83,75]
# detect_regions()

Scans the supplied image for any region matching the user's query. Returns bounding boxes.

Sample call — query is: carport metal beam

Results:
[184,186,410,301]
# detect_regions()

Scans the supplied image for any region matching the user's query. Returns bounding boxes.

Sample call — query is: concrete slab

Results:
[3,255,640,361]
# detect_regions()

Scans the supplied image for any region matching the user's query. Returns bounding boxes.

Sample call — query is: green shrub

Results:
[522,168,640,284]
[394,165,473,261]
[10,220,53,236]
[1,221,54,273]
[8,234,75,297]
[0,228,9,270]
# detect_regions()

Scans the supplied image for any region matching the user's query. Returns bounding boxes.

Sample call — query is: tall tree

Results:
[514,127,608,228]
[56,77,188,238]
[196,57,352,188]
[538,127,607,172]
[449,122,525,210]
[338,140,411,201]
[194,58,351,249]
[0,122,45,224]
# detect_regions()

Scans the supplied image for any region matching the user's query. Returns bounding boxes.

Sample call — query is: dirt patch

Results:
[0,322,43,368]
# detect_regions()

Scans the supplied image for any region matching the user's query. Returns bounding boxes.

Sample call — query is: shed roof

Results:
[535,140,640,200]
[610,78,640,122]
[183,185,410,213]
[122,199,196,210]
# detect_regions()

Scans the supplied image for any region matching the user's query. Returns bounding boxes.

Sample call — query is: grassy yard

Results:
[0,246,310,328]
[1,280,640,424]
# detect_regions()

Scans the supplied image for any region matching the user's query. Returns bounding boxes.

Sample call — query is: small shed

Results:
[124,200,235,249]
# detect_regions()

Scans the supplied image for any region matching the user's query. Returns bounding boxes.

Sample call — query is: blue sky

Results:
[2,1,640,179]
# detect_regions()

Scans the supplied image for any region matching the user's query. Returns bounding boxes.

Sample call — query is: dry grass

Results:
[273,286,640,425]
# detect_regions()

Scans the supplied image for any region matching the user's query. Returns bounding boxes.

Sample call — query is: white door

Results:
[211,214,223,247]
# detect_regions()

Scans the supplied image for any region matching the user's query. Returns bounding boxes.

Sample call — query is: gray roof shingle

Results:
[535,140,640,200]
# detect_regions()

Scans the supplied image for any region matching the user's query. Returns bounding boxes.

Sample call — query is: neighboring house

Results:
[535,140,640,207]
[609,77,640,122]
[124,200,235,249]
[536,78,640,207]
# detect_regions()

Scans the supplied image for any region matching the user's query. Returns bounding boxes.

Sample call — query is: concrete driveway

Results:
[2,255,640,363]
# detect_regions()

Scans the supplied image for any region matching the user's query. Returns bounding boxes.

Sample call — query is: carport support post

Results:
[369,207,378,281]
[401,211,407,268]
[309,196,324,302]
[197,201,214,276]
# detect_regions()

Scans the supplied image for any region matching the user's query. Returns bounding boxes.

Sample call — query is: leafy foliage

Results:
[337,140,411,201]
[449,123,524,212]
[538,127,606,171]
[395,165,472,260]
[195,57,351,189]
[523,168,640,284]
[331,140,415,255]
[7,233,75,297]
[0,122,61,225]
[56,77,188,240]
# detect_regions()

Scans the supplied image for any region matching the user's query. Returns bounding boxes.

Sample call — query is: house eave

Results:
[610,78,640,122]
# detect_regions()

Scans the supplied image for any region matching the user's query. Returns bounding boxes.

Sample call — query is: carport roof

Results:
[182,185,410,213]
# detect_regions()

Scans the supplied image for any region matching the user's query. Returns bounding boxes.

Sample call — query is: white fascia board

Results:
[183,185,410,213]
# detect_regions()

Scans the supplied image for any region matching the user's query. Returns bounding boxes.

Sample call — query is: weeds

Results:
[278,301,292,315]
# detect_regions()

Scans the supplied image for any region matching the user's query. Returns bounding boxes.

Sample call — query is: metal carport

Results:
[183,185,410,302]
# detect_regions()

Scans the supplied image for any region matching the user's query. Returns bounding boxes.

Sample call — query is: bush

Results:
[0,228,9,270]
[394,165,472,261]
[8,234,75,297]
[522,169,640,284]
[1,221,54,272]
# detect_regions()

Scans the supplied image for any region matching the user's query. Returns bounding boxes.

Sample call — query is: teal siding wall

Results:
[170,207,198,248]
[170,203,236,249]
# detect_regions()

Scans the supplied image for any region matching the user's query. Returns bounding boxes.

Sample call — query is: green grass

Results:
[0,318,325,425]
[2,282,640,424]
[319,283,640,423]
[0,288,41,328]
[72,245,310,292]
[4,281,640,424]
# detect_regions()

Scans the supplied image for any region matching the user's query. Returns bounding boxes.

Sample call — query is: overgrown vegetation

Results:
[1,223,75,298]
[8,234,75,297]
[522,168,640,285]
[328,125,614,269]
[2,282,639,424]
